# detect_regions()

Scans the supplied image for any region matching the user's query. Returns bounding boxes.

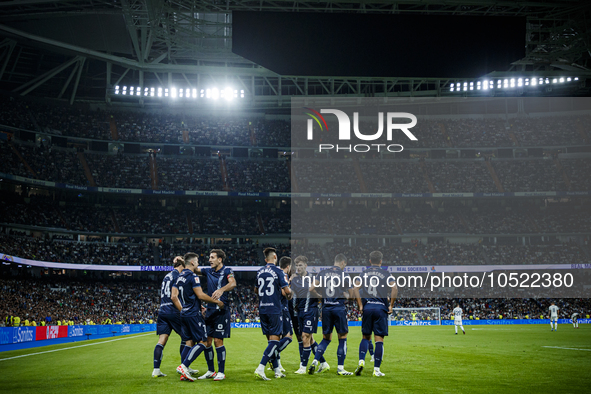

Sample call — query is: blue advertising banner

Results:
[67,325,84,338]
[12,327,35,343]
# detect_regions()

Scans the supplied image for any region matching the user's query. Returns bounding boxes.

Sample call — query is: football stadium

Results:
[1,1,590,393]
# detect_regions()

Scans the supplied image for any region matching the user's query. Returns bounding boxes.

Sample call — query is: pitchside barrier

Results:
[231,319,588,329]
[0,324,157,346]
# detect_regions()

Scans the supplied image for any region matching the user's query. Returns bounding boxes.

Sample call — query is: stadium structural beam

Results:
[0,24,275,77]
[70,57,85,105]
[57,59,79,100]
[15,56,80,96]
[0,39,16,81]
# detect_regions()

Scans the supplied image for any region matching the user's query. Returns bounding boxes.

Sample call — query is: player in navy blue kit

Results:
[354,251,397,377]
[152,256,189,378]
[309,254,359,376]
[193,249,236,381]
[171,252,224,382]
[267,256,294,374]
[254,247,291,380]
[291,256,328,374]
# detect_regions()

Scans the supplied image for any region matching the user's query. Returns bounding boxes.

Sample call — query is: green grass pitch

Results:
[1,325,590,393]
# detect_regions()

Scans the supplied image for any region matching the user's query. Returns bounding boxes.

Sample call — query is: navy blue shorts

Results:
[282,310,293,336]
[362,309,389,337]
[290,311,301,337]
[181,315,207,343]
[260,314,283,337]
[298,308,319,334]
[322,309,348,335]
[157,313,182,336]
[205,309,231,339]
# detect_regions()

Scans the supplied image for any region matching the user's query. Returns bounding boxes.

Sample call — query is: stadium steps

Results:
[321,246,331,265]
[527,213,541,233]
[393,217,403,235]
[508,131,519,146]
[289,161,299,192]
[553,158,572,190]
[419,161,436,193]
[457,212,471,232]
[575,120,589,144]
[256,247,265,263]
[480,245,492,264]
[109,116,118,140]
[256,213,265,233]
[9,142,37,177]
[55,207,70,230]
[76,151,96,187]
[187,213,194,234]
[220,157,230,191]
[485,160,505,192]
[352,158,368,193]
[149,154,158,190]
[110,209,121,233]
[153,244,160,265]
[438,123,453,147]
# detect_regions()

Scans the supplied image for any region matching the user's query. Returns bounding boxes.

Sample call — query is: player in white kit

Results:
[548,303,559,331]
[452,305,465,335]
[571,312,579,329]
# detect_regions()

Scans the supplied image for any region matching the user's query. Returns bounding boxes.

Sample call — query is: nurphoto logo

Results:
[304,107,418,152]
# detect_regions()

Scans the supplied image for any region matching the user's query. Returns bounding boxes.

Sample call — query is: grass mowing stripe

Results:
[542,346,591,352]
[0,333,152,361]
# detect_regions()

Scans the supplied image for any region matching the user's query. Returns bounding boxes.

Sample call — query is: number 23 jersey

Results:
[257,264,289,315]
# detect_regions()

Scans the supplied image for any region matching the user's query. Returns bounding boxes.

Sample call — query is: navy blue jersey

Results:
[159,269,180,315]
[291,273,319,314]
[280,271,290,312]
[256,264,289,315]
[315,266,351,311]
[201,266,234,311]
[172,269,202,317]
[359,266,393,313]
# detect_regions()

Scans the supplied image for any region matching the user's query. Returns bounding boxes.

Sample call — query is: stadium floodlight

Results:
[240,90,245,98]
[559,77,564,83]
[158,88,162,97]
[136,87,141,96]
[179,88,184,98]
[115,86,120,95]
[469,82,474,91]
[150,87,155,97]
[483,80,488,90]
[192,89,197,98]
[224,87,233,100]
[574,77,579,81]
[518,78,523,87]
[531,78,537,86]
[450,83,454,92]
[510,78,515,88]
[234,90,238,98]
[212,87,220,100]
[463,82,467,91]
[497,80,502,88]
[130,86,134,92]
[206,88,211,98]
[144,87,149,96]
[171,87,177,98]
[567,77,572,82]
[200,89,205,98]
[165,88,169,97]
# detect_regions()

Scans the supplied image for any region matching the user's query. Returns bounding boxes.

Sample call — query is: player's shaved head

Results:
[184,252,199,265]
[334,253,347,265]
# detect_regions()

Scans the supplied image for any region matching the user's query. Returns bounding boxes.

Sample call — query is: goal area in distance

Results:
[392,307,441,325]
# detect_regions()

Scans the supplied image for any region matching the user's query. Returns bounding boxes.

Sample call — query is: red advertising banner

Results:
[35,326,68,341]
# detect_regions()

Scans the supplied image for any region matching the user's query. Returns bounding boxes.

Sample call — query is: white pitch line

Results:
[542,346,591,352]
[0,333,152,361]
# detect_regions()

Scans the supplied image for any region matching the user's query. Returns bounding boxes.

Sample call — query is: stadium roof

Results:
[0,0,589,107]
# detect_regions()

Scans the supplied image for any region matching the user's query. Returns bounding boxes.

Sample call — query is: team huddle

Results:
[152,247,398,381]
